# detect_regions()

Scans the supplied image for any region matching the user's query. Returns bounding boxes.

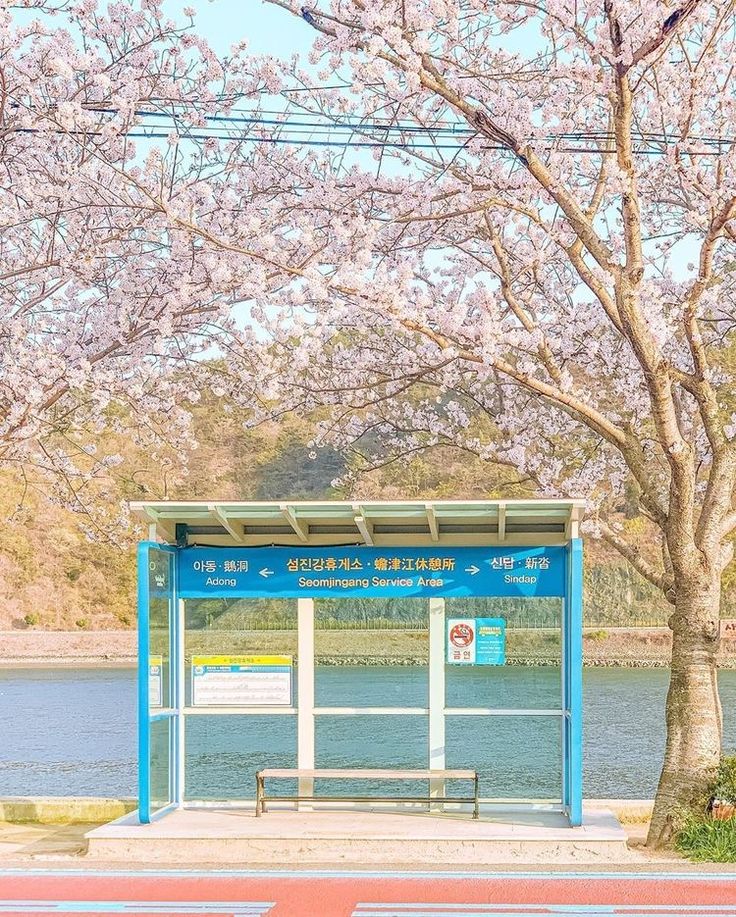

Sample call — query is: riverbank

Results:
[2,627,735,667]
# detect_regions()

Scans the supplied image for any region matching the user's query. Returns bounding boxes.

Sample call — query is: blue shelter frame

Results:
[134,499,584,826]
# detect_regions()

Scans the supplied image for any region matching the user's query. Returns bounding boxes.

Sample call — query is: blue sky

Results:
[160,2,698,286]
[165,1,313,58]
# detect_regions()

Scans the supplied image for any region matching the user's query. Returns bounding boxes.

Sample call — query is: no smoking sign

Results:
[447,617,506,666]
[447,618,477,664]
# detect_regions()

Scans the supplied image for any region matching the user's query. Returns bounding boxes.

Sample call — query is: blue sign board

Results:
[177,545,565,599]
[476,617,506,665]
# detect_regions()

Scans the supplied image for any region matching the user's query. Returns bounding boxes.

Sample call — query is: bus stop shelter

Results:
[130,498,585,831]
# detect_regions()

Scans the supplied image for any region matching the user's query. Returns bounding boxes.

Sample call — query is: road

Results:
[1,868,736,916]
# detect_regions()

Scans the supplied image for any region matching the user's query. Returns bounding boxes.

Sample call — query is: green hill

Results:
[0,395,675,631]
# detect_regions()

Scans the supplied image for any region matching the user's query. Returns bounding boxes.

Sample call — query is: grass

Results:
[585,629,609,641]
[675,815,736,863]
[616,809,652,825]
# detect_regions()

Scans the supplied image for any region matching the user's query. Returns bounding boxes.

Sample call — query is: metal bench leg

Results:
[256,774,263,817]
[474,774,479,820]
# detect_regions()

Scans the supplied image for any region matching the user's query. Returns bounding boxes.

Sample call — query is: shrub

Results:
[75,617,90,629]
[23,612,39,627]
[586,629,608,641]
[712,755,736,805]
[676,755,736,862]
[675,815,736,863]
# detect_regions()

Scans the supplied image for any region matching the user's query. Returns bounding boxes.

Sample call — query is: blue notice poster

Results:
[476,617,506,665]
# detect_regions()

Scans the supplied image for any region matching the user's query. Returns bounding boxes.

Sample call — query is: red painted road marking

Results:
[1,874,736,917]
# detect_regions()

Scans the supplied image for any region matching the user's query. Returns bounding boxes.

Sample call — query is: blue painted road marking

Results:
[353,907,736,912]
[353,908,736,914]
[352,904,736,917]
[3,869,735,917]
[0,903,274,914]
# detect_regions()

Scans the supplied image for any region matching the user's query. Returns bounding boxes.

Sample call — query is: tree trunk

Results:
[647,573,723,847]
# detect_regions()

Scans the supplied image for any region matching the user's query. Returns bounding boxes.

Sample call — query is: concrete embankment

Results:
[0,797,136,825]
[0,795,652,826]
[1,627,735,667]
[0,630,137,666]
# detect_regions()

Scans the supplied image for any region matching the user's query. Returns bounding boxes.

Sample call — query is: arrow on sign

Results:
[259,568,275,578]
[465,565,480,575]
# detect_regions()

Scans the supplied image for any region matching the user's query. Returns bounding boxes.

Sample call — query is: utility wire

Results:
[87,104,736,148]
[8,98,736,156]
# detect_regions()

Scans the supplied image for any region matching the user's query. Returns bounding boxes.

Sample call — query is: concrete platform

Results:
[85,805,634,865]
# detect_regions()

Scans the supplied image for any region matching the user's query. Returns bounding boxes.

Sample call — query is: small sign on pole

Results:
[722,619,736,639]
[446,617,506,665]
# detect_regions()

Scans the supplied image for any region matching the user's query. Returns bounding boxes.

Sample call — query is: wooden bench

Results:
[255,768,479,818]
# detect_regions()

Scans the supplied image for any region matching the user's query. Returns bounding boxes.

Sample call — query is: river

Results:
[1,666,734,799]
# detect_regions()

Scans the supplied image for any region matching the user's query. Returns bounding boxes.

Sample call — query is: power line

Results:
[8,99,736,156]
[88,104,736,148]
[13,129,729,157]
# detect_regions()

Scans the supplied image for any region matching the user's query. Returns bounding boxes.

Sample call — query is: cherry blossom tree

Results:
[216,0,736,845]
[6,0,735,846]
[0,0,292,525]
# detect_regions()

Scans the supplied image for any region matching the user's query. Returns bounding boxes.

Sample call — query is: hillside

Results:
[0,395,677,632]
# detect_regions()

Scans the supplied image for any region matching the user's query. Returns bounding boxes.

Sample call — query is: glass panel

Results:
[314,598,428,704]
[446,666,561,709]
[315,664,427,708]
[149,717,172,810]
[148,549,173,709]
[444,596,562,639]
[445,597,561,709]
[446,715,562,799]
[315,715,428,797]
[184,714,296,801]
[184,599,297,706]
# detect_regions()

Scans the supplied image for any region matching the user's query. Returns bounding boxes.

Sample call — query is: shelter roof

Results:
[131,499,585,548]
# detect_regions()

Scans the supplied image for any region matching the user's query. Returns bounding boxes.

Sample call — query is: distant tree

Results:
[256,430,345,500]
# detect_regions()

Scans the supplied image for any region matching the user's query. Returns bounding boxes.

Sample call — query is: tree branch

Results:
[599,521,673,599]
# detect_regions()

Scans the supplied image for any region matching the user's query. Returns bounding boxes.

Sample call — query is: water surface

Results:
[1,665,733,799]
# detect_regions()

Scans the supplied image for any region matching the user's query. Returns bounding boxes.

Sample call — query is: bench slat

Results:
[258,768,476,780]
[261,794,477,804]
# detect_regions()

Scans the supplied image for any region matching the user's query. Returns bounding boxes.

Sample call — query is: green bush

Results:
[586,629,608,641]
[23,612,39,627]
[675,755,736,862]
[712,755,736,805]
[675,815,736,863]
[75,617,90,629]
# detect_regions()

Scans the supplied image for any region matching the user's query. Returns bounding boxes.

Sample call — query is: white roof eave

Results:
[130,498,585,548]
